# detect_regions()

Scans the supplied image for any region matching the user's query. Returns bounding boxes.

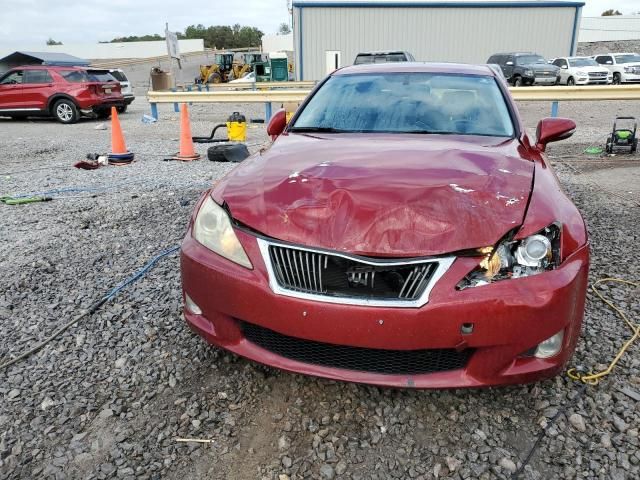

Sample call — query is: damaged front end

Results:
[457,223,561,290]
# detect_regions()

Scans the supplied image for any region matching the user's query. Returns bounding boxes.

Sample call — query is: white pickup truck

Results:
[592,53,640,84]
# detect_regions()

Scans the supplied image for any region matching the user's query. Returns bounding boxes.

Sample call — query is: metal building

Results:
[292,1,584,80]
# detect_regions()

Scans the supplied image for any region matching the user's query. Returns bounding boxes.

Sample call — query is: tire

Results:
[613,73,621,85]
[632,138,638,154]
[207,144,250,163]
[567,77,575,86]
[116,105,127,114]
[513,76,523,87]
[52,99,78,124]
[208,72,222,84]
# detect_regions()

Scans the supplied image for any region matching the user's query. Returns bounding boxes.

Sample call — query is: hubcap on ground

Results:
[56,104,73,121]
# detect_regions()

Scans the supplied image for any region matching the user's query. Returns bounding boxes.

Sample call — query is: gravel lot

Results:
[1,95,639,480]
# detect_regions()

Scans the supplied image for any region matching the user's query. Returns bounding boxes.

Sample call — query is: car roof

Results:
[15,64,87,70]
[335,62,496,77]
[491,52,539,56]
[356,51,409,55]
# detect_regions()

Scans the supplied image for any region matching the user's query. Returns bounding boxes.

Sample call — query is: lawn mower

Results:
[605,116,637,154]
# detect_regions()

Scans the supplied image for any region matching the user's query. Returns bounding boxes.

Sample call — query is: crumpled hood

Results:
[212,133,534,257]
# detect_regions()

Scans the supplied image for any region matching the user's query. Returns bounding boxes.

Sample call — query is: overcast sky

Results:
[0,0,637,48]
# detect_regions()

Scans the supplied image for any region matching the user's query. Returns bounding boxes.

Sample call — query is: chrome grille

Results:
[588,72,607,78]
[259,239,455,308]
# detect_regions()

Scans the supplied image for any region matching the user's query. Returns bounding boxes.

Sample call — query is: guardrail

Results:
[146,84,640,121]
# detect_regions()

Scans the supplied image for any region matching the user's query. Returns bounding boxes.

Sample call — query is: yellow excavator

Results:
[197,52,257,84]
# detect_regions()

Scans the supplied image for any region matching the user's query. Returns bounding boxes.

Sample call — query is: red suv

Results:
[0,65,125,124]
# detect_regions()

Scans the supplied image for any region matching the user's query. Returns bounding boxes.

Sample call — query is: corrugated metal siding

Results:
[579,16,640,43]
[295,6,577,80]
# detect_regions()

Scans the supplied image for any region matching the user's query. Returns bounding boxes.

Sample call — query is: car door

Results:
[22,69,54,110]
[553,59,569,83]
[594,55,614,72]
[0,70,25,110]
[502,55,515,80]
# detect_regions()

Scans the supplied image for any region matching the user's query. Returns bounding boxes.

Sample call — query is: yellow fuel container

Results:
[226,111,247,142]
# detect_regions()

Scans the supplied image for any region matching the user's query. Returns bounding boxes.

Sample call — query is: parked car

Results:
[487,52,560,86]
[551,57,612,85]
[181,62,588,389]
[0,65,125,123]
[592,52,640,84]
[107,68,135,112]
[354,51,415,65]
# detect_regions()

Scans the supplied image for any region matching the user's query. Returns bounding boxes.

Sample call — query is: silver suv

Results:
[108,69,135,112]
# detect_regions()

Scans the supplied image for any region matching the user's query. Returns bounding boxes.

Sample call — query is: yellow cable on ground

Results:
[567,278,639,385]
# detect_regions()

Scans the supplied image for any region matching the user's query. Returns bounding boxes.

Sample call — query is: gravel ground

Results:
[1,97,639,480]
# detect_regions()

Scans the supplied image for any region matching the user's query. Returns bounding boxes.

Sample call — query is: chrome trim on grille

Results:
[257,238,455,308]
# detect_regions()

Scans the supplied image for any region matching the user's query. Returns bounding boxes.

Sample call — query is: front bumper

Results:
[123,95,135,105]
[533,76,558,85]
[574,77,611,85]
[181,229,589,388]
[621,72,640,83]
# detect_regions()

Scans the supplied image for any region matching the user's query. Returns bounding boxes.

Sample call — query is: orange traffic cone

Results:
[172,103,200,161]
[108,106,134,165]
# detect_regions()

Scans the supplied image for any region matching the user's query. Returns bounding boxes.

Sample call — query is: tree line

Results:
[103,24,265,49]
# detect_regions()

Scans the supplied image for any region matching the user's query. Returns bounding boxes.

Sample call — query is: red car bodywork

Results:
[181,63,589,388]
[0,65,124,120]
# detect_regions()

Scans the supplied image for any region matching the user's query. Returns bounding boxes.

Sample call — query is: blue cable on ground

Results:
[0,245,181,371]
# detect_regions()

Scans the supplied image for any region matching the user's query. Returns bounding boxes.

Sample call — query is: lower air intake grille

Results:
[241,322,474,375]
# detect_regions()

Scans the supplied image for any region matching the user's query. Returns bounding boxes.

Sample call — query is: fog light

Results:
[534,330,564,359]
[184,294,202,315]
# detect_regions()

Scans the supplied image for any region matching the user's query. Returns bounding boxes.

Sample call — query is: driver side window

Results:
[0,70,24,85]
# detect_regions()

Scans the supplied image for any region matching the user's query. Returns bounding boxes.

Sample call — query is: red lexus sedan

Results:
[181,63,589,388]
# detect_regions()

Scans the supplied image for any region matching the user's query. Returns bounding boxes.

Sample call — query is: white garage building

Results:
[292,0,584,80]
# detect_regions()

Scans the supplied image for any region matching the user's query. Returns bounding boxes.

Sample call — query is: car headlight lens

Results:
[524,69,533,76]
[192,196,252,269]
[457,224,560,289]
[535,330,564,358]
[576,70,587,77]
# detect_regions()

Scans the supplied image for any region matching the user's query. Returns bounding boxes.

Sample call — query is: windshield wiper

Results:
[289,126,351,133]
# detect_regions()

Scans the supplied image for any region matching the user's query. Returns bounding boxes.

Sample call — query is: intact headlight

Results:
[524,69,534,76]
[575,70,587,77]
[457,224,560,289]
[192,196,252,269]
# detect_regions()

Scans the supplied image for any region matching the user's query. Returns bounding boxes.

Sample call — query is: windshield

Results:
[614,54,640,64]
[516,55,546,65]
[291,73,514,137]
[569,58,598,67]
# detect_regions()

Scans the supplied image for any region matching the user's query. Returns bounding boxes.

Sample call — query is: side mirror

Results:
[266,109,287,139]
[561,65,568,69]
[606,60,613,65]
[505,61,514,66]
[535,118,576,151]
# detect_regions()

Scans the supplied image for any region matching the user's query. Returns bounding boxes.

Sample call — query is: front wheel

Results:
[632,138,638,153]
[567,77,575,86]
[513,76,523,87]
[52,99,79,124]
[613,73,621,85]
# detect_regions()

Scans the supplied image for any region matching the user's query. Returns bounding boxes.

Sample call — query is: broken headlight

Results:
[457,224,560,289]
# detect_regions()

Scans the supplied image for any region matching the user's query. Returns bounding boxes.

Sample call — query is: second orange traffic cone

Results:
[108,106,135,165]
[172,103,200,161]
